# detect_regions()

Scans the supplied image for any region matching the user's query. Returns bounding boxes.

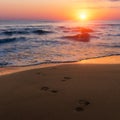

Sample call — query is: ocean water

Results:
[0,20,120,67]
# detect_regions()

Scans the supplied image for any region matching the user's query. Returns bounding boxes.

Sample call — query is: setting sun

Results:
[79,12,87,20]
[75,10,89,21]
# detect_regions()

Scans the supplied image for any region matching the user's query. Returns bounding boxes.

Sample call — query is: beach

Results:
[0,55,120,120]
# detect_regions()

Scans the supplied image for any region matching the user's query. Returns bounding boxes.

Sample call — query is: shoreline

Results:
[0,55,120,120]
[0,55,120,76]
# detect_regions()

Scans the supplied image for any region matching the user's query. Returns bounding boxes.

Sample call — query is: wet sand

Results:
[0,56,120,120]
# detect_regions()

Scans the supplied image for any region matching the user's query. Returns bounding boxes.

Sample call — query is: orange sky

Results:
[0,0,120,20]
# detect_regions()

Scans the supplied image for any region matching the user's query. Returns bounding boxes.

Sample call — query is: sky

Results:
[0,0,120,20]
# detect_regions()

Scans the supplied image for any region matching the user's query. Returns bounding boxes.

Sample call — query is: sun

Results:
[79,12,87,20]
[75,10,90,21]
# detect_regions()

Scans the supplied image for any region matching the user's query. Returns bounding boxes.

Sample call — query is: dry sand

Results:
[0,56,120,120]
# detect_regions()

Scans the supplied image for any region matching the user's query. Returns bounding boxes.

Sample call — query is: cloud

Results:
[73,0,99,2]
[71,0,120,9]
[108,0,120,1]
[73,0,120,2]
[79,6,120,9]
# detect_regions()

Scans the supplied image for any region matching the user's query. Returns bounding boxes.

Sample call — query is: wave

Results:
[106,24,120,26]
[1,54,120,67]
[0,37,26,44]
[2,30,28,35]
[0,62,9,67]
[58,26,94,33]
[1,29,53,36]
[61,33,90,42]
[36,40,67,45]
[107,34,120,36]
[97,44,120,48]
[0,38,16,44]
[33,30,53,35]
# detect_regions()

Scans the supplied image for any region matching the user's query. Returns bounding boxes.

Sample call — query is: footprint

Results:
[50,90,58,93]
[40,87,58,94]
[61,79,67,82]
[75,107,84,112]
[64,77,71,79]
[74,100,90,112]
[78,100,90,107]
[41,86,49,91]
[61,76,72,82]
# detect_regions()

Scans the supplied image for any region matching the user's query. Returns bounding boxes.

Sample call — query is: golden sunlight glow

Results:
[75,10,90,21]
[79,12,87,20]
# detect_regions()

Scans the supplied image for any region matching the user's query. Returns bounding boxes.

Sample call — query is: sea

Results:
[0,20,120,67]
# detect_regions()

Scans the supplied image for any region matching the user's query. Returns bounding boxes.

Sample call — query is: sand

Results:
[0,56,120,120]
